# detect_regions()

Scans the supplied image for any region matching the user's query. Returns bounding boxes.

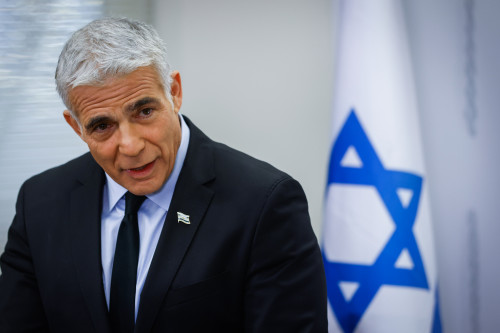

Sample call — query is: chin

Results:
[127,182,162,196]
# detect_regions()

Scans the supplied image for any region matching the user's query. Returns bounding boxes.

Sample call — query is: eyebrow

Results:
[85,116,110,131]
[126,97,161,113]
[83,97,162,131]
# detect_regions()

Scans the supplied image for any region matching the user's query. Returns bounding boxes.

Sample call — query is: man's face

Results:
[64,66,183,196]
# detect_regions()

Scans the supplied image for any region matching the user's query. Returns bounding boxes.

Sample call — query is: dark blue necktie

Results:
[109,192,146,333]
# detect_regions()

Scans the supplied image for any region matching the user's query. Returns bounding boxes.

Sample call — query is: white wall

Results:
[151,0,335,238]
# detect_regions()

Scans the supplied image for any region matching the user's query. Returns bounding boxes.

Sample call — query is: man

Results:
[0,17,327,332]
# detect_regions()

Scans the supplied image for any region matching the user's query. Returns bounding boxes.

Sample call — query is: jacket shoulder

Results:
[211,141,291,186]
[22,152,98,194]
[184,116,294,190]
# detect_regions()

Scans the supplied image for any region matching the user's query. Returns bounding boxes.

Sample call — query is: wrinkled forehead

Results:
[68,67,166,118]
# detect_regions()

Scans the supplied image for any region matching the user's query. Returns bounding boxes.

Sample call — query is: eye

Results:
[92,122,112,133]
[140,108,153,116]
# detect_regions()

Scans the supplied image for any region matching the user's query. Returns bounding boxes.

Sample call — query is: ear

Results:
[170,71,183,113]
[63,110,83,138]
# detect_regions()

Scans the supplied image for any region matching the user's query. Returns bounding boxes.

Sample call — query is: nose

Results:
[118,123,145,156]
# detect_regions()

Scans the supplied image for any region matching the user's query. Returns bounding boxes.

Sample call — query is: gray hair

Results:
[55,17,173,117]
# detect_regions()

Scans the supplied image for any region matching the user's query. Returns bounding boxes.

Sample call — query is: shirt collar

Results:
[103,114,191,212]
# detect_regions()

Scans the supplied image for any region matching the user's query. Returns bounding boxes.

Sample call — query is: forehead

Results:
[69,67,165,118]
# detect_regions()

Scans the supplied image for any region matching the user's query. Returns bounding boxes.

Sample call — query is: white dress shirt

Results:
[100,114,190,319]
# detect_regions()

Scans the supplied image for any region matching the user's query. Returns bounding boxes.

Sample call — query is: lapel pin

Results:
[177,212,190,225]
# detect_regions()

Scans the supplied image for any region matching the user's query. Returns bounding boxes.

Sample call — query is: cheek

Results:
[86,140,116,163]
[150,125,178,150]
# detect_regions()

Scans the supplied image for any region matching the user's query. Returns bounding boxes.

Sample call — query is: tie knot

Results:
[124,192,146,215]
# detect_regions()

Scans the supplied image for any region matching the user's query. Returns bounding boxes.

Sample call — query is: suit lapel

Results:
[69,155,111,333]
[135,119,215,332]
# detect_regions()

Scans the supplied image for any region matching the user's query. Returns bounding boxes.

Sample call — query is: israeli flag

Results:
[322,1,441,332]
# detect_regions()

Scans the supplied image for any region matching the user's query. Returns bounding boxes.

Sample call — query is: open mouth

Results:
[124,160,156,177]
[129,164,149,171]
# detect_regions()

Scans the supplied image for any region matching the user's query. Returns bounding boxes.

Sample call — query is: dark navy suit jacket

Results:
[0,118,327,332]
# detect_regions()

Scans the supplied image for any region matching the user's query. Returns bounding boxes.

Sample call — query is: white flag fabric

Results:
[322,1,441,332]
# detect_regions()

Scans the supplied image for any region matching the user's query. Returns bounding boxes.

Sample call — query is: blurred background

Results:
[0,0,499,331]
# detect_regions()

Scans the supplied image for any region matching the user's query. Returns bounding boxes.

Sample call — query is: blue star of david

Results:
[323,109,429,333]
